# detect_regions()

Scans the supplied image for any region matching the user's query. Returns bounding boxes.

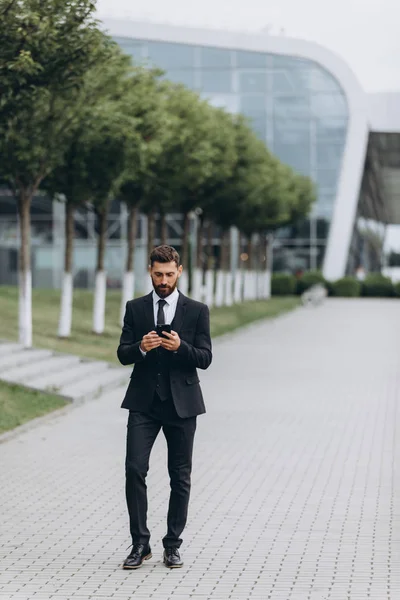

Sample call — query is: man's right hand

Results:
[140,331,162,353]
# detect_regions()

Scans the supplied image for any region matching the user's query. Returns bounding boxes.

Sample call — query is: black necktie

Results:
[157,299,167,325]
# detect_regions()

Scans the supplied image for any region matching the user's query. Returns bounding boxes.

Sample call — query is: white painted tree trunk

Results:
[179,270,189,296]
[93,270,107,334]
[18,270,32,348]
[264,269,271,299]
[214,270,225,307]
[251,271,258,300]
[233,270,243,304]
[248,271,255,300]
[257,270,265,299]
[204,269,214,307]
[243,271,252,300]
[58,272,73,338]
[120,271,135,327]
[224,272,233,306]
[191,268,203,301]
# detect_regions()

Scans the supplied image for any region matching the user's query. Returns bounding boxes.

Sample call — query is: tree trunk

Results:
[196,217,204,270]
[220,229,229,271]
[215,229,228,307]
[58,200,75,338]
[96,208,108,272]
[233,231,244,304]
[121,204,138,327]
[264,233,273,299]
[93,206,109,334]
[147,209,155,258]
[17,190,32,348]
[126,204,138,273]
[191,216,204,301]
[247,236,254,271]
[160,212,168,245]
[181,212,190,269]
[206,220,214,270]
[178,212,190,296]
[204,220,215,306]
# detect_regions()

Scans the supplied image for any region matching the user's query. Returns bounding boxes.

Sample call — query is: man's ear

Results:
[177,265,183,277]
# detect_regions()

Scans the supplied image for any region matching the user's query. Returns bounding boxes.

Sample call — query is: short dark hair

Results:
[150,245,181,267]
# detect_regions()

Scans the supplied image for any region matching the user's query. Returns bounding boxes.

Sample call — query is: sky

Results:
[97,0,400,93]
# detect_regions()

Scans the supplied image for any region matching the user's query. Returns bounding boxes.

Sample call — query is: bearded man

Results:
[117,245,212,569]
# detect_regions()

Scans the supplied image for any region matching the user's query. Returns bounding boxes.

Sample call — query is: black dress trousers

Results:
[125,393,197,548]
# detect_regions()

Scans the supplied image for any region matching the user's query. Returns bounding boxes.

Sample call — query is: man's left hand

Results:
[160,330,181,352]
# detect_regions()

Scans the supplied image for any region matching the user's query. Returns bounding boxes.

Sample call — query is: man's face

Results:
[150,261,182,298]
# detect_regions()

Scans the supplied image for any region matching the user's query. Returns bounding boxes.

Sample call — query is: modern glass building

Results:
[0,19,398,289]
[105,18,399,281]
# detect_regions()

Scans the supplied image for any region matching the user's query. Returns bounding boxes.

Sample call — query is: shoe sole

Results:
[163,558,183,569]
[122,552,152,570]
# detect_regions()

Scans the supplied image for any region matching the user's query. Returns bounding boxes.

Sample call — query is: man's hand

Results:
[160,330,181,352]
[140,331,162,353]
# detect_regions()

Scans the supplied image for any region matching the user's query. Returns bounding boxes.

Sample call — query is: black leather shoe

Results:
[163,547,183,568]
[123,544,152,569]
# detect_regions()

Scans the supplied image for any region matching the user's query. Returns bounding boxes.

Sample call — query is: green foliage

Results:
[271,274,297,296]
[296,271,327,295]
[361,274,394,297]
[331,277,361,297]
[393,281,400,297]
[0,0,113,193]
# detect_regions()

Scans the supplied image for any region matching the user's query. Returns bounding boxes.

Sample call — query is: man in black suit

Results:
[117,245,212,569]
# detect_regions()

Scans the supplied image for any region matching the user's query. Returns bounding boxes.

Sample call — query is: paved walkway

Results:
[1,299,400,600]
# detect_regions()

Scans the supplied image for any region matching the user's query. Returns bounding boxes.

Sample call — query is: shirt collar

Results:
[152,288,179,305]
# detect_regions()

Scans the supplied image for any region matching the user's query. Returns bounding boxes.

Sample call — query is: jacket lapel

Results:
[172,291,187,334]
[143,292,155,332]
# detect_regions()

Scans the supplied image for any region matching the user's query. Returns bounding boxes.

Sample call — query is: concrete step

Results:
[29,360,111,393]
[0,342,24,356]
[0,348,53,373]
[1,354,81,385]
[59,366,128,401]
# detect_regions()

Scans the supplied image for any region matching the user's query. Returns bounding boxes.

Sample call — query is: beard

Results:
[152,278,178,298]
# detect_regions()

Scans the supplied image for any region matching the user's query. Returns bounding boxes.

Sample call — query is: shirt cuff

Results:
[139,345,147,357]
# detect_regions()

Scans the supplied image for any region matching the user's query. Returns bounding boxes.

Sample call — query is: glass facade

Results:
[115,36,349,272]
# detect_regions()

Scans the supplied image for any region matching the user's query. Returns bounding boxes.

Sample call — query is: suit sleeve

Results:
[174,305,212,370]
[117,302,146,366]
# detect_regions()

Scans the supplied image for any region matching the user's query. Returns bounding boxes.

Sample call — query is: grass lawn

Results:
[0,286,298,434]
[0,380,67,435]
[0,286,299,364]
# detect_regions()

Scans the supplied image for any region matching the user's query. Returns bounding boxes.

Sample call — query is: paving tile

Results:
[1,299,400,598]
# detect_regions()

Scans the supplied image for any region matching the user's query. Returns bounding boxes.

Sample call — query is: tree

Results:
[121,83,221,296]
[151,85,230,297]
[0,0,111,346]
[42,44,135,337]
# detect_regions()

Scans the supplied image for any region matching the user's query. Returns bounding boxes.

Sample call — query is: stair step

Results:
[0,343,24,356]
[29,360,111,392]
[59,366,128,401]
[0,349,53,373]
[1,355,81,385]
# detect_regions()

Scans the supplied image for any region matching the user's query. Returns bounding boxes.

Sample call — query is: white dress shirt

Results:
[152,288,179,326]
[140,288,180,356]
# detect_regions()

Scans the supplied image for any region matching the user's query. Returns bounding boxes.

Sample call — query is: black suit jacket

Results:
[117,291,212,418]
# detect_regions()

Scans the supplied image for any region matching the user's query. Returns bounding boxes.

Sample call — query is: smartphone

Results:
[155,324,172,338]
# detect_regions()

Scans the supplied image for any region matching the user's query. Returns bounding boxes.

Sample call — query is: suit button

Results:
[157,373,161,376]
